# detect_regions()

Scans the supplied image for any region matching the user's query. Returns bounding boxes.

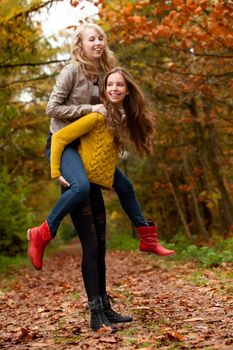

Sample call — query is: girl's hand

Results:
[57,175,70,188]
[92,104,107,116]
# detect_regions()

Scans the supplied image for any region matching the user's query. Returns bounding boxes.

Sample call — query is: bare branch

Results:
[0,0,63,23]
[148,63,233,78]
[0,73,58,88]
[166,45,233,59]
[0,59,70,69]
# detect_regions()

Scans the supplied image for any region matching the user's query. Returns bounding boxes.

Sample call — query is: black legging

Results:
[69,183,106,300]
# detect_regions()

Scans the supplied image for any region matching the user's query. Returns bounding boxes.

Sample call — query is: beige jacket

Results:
[46,63,100,133]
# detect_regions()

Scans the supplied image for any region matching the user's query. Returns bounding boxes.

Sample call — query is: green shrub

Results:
[107,233,138,251]
[171,234,233,267]
[0,168,34,255]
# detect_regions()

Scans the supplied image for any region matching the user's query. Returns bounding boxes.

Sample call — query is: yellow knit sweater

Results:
[51,112,118,188]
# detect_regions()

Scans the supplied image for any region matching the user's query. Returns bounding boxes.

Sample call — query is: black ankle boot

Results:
[102,294,133,324]
[88,296,117,332]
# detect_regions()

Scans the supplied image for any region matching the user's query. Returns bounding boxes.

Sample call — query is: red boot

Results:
[27,221,52,270]
[136,223,175,256]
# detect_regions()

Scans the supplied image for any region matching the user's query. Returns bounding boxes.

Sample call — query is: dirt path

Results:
[0,242,232,350]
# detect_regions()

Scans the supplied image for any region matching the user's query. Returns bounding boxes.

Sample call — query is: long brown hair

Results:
[71,23,118,79]
[101,67,156,156]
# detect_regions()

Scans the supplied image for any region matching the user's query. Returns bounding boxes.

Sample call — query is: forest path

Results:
[0,242,232,350]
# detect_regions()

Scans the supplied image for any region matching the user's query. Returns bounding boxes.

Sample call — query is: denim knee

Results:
[114,175,135,198]
[70,180,90,202]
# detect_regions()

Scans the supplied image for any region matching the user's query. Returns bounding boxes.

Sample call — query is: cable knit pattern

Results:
[51,112,118,188]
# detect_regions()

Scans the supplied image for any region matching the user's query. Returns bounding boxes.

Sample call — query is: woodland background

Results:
[0,0,233,263]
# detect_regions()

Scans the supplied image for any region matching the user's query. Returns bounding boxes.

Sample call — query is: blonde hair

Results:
[101,67,156,157]
[71,23,118,78]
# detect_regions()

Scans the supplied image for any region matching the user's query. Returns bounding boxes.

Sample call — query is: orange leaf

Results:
[70,0,79,7]
[167,330,184,341]
[167,62,175,69]
[66,25,77,31]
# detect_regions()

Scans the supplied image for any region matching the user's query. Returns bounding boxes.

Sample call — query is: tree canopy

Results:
[97,0,233,240]
[1,0,233,255]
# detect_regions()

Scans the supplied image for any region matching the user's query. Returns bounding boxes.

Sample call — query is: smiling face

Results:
[81,27,105,62]
[106,72,128,106]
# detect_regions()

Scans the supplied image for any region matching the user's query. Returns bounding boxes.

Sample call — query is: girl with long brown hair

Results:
[101,67,155,157]
[47,66,174,331]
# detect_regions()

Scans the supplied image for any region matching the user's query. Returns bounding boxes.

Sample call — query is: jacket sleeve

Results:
[50,112,101,178]
[46,64,93,120]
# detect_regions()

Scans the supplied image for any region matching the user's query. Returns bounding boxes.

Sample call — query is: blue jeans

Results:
[113,168,147,227]
[45,134,90,236]
[45,133,147,235]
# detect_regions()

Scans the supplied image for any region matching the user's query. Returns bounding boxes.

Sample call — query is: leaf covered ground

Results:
[0,242,232,350]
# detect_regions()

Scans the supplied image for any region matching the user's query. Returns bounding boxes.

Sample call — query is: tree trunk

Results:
[189,98,233,233]
[163,166,192,239]
[182,155,209,241]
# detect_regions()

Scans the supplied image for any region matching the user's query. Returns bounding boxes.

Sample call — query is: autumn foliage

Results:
[0,0,63,254]
[95,0,233,240]
[1,0,233,255]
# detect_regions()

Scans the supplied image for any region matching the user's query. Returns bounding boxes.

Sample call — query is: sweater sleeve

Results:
[46,64,93,120]
[50,112,101,178]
